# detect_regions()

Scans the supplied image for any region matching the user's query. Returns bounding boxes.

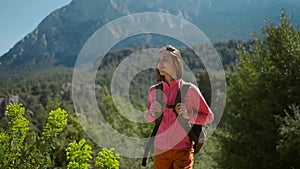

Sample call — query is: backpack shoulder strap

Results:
[142,83,164,167]
[154,82,164,124]
[173,82,206,154]
[155,82,163,105]
[172,82,191,115]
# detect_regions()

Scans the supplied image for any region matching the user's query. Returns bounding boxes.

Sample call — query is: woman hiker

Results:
[145,45,214,169]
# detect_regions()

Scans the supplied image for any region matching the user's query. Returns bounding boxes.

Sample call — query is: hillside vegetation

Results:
[0,11,299,168]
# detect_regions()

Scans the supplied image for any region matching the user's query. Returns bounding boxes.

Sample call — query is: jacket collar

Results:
[162,79,183,90]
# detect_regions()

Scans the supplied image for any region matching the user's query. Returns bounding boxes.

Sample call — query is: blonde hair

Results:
[156,45,184,82]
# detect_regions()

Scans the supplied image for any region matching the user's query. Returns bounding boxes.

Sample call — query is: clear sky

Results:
[0,0,72,56]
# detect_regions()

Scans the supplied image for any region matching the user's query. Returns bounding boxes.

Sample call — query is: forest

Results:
[0,11,299,168]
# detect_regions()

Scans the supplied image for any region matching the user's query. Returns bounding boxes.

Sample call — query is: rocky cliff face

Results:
[0,0,298,76]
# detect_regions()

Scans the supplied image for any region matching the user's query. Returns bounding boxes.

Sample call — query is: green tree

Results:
[66,139,92,169]
[219,10,300,169]
[0,103,29,168]
[0,103,68,168]
[277,105,300,167]
[95,148,120,169]
[0,103,122,168]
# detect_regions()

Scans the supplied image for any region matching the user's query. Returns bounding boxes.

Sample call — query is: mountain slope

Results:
[0,0,299,78]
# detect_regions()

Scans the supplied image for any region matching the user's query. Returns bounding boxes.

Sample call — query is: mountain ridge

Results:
[0,0,299,77]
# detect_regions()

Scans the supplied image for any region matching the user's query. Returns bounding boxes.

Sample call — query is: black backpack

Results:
[142,82,206,167]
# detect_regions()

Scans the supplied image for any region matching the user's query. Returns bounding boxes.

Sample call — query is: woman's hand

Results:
[150,101,162,118]
[175,103,190,120]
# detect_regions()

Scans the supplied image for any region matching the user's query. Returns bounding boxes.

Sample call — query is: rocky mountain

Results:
[0,0,299,78]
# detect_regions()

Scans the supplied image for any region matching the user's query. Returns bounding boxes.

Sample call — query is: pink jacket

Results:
[146,79,214,150]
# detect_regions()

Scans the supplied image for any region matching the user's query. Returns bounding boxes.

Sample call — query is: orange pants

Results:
[154,147,194,169]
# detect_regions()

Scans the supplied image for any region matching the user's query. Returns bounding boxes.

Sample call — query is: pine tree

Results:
[219,10,300,169]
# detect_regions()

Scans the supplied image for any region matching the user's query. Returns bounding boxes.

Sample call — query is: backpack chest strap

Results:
[165,104,175,109]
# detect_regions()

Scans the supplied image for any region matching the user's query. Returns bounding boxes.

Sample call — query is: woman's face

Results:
[157,51,177,80]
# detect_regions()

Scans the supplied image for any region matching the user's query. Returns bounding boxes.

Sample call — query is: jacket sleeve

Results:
[145,85,156,124]
[185,84,214,125]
